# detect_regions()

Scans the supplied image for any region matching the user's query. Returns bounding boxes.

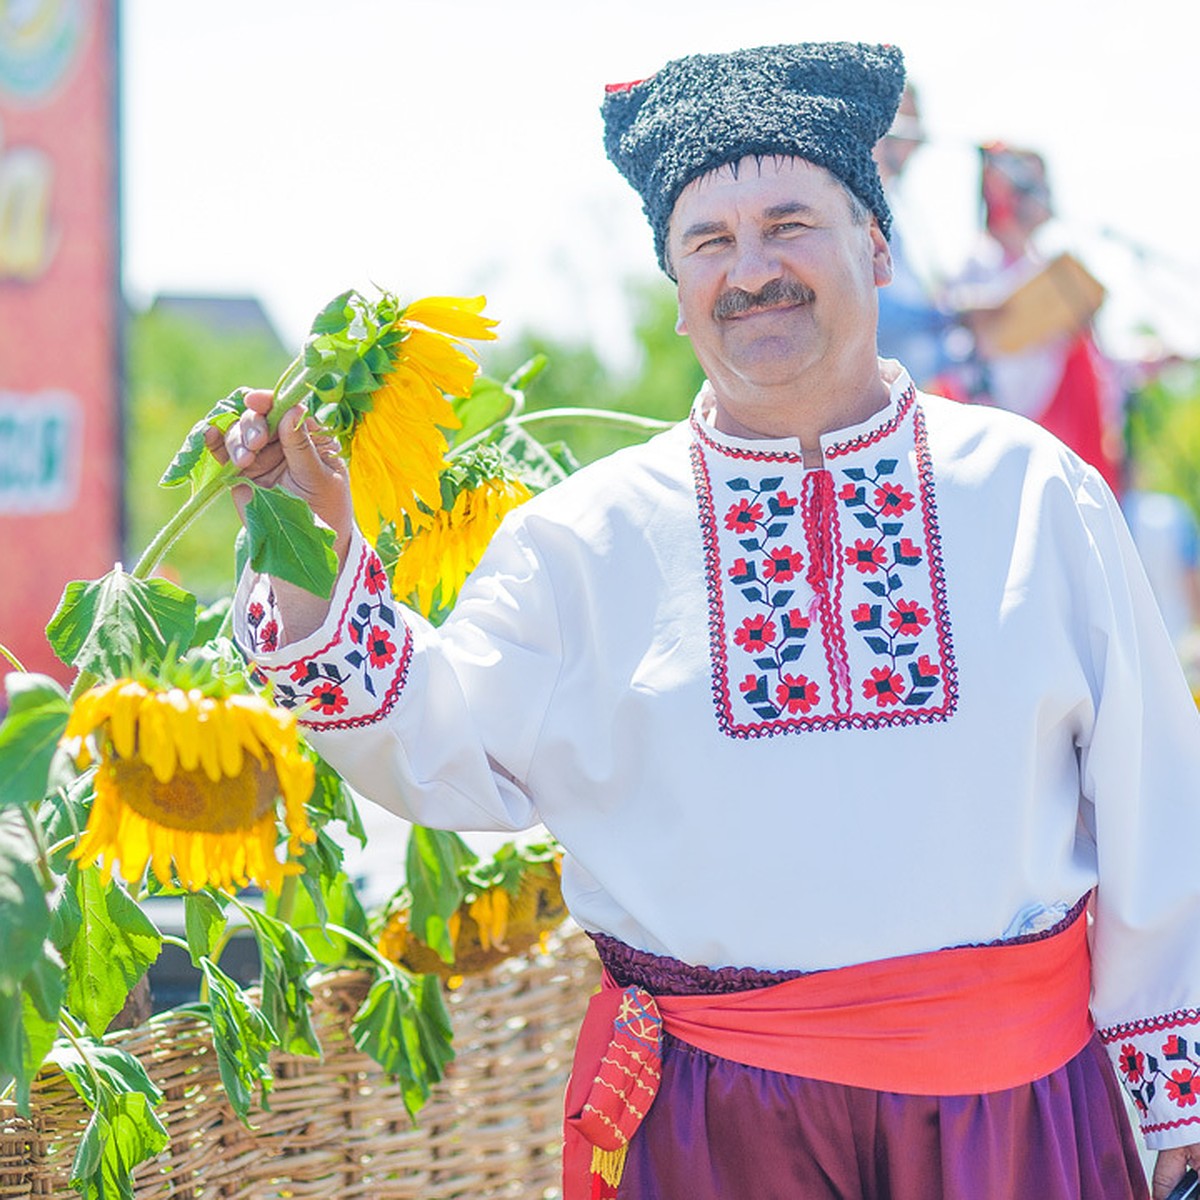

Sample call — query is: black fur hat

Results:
[602,42,905,274]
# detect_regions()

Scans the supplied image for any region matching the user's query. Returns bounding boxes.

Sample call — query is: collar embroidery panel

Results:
[690,387,958,739]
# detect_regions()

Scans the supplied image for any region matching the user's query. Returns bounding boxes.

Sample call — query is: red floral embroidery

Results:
[734,614,777,652]
[311,682,349,715]
[247,601,265,626]
[1166,1069,1199,1107]
[762,545,803,583]
[784,608,811,633]
[863,667,905,706]
[1119,1045,1146,1084]
[874,482,915,516]
[725,499,764,533]
[1105,1014,1200,1127]
[692,396,956,738]
[847,539,888,574]
[364,554,389,594]
[775,674,819,714]
[366,626,396,669]
[888,599,931,634]
[259,620,279,653]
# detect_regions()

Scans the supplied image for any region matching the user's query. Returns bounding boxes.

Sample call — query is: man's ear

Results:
[870,219,893,287]
[675,305,688,335]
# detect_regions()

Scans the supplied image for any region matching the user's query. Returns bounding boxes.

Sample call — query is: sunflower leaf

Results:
[183,892,228,967]
[404,827,476,965]
[65,867,162,1037]
[159,388,248,490]
[449,374,513,445]
[285,865,369,966]
[242,908,320,1058]
[243,485,338,599]
[0,673,70,811]
[0,947,61,1114]
[0,807,52,991]
[68,1091,169,1200]
[200,957,278,1122]
[351,963,455,1119]
[46,570,198,677]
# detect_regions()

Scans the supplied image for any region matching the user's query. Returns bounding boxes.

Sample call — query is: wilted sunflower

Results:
[391,471,533,616]
[377,855,566,980]
[347,295,498,543]
[65,679,316,893]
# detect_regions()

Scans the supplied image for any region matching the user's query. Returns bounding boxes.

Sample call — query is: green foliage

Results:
[351,964,454,1119]
[46,569,198,679]
[1126,360,1200,518]
[243,485,339,599]
[64,868,162,1038]
[482,278,704,464]
[0,674,69,811]
[125,308,291,598]
[52,1040,169,1200]
[404,828,477,965]
[200,958,280,1122]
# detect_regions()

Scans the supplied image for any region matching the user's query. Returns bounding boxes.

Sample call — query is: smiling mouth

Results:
[723,301,807,320]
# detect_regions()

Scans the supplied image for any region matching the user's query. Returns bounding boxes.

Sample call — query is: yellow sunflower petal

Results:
[403,295,498,342]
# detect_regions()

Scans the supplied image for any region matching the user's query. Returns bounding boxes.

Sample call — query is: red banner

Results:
[0,0,121,688]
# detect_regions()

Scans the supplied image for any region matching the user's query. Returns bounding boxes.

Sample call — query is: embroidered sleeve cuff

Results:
[235,531,414,731]
[1100,1008,1200,1148]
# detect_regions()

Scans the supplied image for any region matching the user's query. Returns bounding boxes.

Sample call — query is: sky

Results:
[122,0,1200,373]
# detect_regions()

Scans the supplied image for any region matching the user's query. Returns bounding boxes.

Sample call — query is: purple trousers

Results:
[593,934,1148,1200]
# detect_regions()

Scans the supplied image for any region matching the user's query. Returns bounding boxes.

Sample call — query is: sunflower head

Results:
[303,289,498,547]
[63,659,316,894]
[379,445,533,620]
[376,842,565,979]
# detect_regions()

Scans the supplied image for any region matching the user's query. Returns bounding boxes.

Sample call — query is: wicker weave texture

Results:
[0,925,598,1199]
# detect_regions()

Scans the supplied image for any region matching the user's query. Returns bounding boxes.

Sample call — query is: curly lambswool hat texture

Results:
[602,42,906,274]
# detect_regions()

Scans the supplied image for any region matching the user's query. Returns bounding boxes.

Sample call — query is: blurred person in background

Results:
[947,143,1125,492]
[872,82,958,389]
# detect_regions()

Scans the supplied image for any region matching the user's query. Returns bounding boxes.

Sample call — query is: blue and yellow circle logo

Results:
[0,0,88,102]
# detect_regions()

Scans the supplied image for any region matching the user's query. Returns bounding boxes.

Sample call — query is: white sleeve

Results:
[1074,473,1200,1149]
[232,521,563,833]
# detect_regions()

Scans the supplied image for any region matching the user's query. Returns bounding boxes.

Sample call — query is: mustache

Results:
[713,278,815,320]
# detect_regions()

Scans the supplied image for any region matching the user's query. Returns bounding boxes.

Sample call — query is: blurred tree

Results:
[125,305,291,599]
[482,278,705,463]
[1125,360,1200,519]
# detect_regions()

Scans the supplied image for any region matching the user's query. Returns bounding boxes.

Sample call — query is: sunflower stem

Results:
[449,407,673,459]
[326,922,404,974]
[274,874,299,926]
[129,466,240,582]
[58,1010,109,1109]
[0,640,26,672]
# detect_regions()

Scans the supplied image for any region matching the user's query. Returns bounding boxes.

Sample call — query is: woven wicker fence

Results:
[0,924,599,1200]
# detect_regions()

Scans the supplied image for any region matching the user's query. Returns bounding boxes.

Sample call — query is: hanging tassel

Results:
[591,1143,628,1191]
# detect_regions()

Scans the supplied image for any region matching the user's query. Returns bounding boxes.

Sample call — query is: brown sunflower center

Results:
[111,755,278,834]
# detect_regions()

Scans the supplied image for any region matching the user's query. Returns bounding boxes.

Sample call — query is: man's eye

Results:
[696,236,730,251]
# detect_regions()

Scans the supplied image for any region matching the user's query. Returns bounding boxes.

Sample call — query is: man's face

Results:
[667,155,891,407]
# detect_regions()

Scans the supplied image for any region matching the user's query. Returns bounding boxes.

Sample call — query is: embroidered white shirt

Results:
[237,363,1200,1147]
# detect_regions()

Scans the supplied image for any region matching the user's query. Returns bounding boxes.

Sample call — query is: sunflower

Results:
[378,857,567,980]
[64,680,316,893]
[390,473,533,616]
[347,295,498,544]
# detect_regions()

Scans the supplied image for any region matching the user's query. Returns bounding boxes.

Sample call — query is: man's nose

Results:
[724,237,782,296]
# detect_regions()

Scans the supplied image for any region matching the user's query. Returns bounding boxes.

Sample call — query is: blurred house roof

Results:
[148,293,286,354]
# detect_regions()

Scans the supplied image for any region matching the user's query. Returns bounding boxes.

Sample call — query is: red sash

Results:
[564,906,1093,1199]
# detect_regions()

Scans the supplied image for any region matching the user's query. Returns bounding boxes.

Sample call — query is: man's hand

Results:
[206,388,357,643]
[205,389,355,563]
[1152,1144,1200,1199]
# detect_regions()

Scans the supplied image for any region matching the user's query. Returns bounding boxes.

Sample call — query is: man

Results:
[216,43,1200,1199]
